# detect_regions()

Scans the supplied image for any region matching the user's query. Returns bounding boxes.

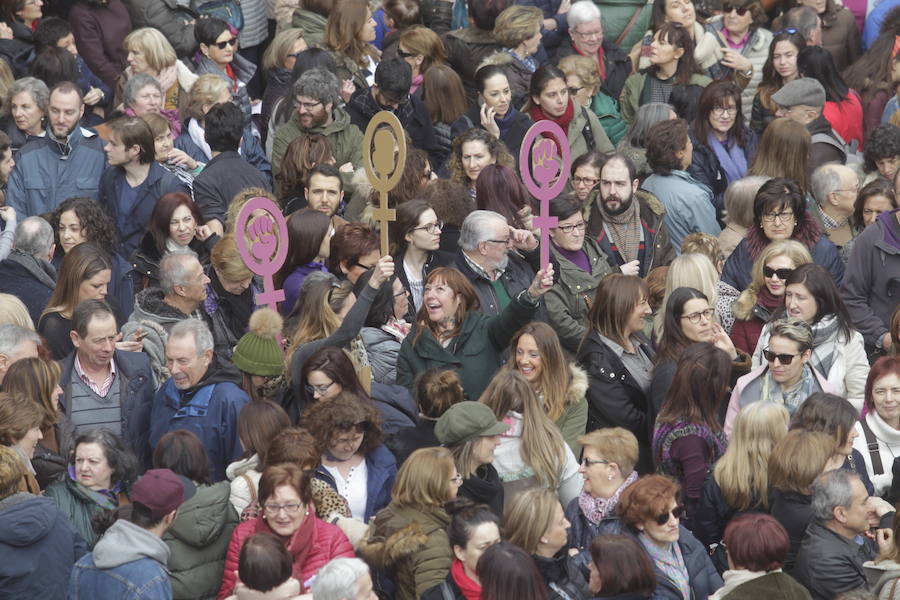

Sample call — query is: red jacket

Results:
[217,516,355,599]
[730,316,766,357]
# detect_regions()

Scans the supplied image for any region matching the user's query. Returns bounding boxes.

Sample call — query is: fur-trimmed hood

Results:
[564,363,589,410]
[745,211,822,259]
[132,287,193,324]
[357,504,450,568]
[478,49,515,69]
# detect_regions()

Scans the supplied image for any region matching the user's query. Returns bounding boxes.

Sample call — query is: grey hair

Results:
[169,318,214,355]
[0,324,39,358]
[809,164,846,205]
[123,72,163,108]
[159,250,200,296]
[724,176,770,229]
[311,558,371,600]
[292,68,340,107]
[459,210,507,251]
[6,76,50,114]
[782,5,819,42]
[769,317,814,352]
[810,469,858,521]
[14,216,54,259]
[567,1,601,29]
[621,102,674,149]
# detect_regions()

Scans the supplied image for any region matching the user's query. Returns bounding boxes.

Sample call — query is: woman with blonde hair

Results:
[484,5,543,109]
[504,487,590,599]
[0,293,33,329]
[324,0,380,92]
[748,118,812,194]
[559,53,627,146]
[730,240,813,355]
[397,25,446,93]
[260,28,307,131]
[653,253,722,339]
[203,234,259,359]
[507,321,588,456]
[360,446,460,600]
[696,402,790,572]
[480,370,581,506]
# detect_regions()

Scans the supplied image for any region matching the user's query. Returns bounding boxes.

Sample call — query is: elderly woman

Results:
[218,464,355,598]
[193,18,256,123]
[721,177,843,291]
[718,176,768,259]
[45,429,138,548]
[504,487,592,599]
[0,391,43,494]
[120,73,180,136]
[447,128,515,198]
[397,265,553,401]
[435,401,507,516]
[302,393,397,524]
[203,234,258,359]
[0,77,47,152]
[313,557,378,600]
[852,357,900,497]
[559,54,627,147]
[617,474,723,599]
[565,428,641,572]
[484,5,543,110]
[360,447,460,600]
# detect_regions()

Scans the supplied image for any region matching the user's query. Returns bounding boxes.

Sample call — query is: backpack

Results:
[810,128,863,169]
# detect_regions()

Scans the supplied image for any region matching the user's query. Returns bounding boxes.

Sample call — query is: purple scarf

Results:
[878,209,900,251]
[708,133,747,184]
[578,470,638,524]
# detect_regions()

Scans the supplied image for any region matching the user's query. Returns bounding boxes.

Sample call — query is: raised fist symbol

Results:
[532,138,560,187]
[248,215,278,262]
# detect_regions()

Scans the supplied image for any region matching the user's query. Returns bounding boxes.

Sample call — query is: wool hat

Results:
[435,401,509,446]
[232,308,284,377]
[131,469,195,519]
[771,78,826,108]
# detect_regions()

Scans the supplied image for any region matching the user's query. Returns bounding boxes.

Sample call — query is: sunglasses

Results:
[397,48,416,59]
[655,505,685,526]
[763,266,794,280]
[722,3,749,15]
[763,348,801,364]
[212,38,236,50]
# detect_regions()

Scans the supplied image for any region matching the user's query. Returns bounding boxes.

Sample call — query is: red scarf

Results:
[757,286,784,312]
[528,99,575,155]
[260,513,316,592]
[575,44,606,80]
[451,559,482,600]
[224,63,238,93]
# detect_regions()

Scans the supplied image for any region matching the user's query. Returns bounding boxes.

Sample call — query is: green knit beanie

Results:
[232,308,284,377]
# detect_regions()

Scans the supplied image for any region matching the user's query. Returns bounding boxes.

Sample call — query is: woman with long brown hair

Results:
[747,118,811,193]
[750,28,806,134]
[324,0,380,92]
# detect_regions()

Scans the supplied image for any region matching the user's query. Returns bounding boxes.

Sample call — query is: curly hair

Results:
[448,128,515,188]
[420,179,475,228]
[646,118,689,176]
[49,197,119,257]
[863,124,900,174]
[299,391,384,456]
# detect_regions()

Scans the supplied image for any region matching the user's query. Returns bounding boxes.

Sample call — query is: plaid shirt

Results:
[74,355,117,398]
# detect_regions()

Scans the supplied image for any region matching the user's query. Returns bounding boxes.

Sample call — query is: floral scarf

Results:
[578,470,638,524]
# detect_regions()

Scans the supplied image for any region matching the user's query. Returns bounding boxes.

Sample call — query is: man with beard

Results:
[270,68,364,186]
[585,153,676,278]
[7,81,107,217]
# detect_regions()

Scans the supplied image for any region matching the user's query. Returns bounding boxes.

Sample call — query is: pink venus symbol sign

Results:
[518,121,571,271]
[235,196,290,312]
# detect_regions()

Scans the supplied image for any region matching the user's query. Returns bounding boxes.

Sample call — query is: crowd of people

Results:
[0,0,899,598]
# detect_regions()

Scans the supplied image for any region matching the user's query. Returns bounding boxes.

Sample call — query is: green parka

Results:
[45,476,129,549]
[271,106,364,178]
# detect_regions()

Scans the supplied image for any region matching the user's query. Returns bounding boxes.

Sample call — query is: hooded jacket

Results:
[0,248,55,325]
[271,106,364,179]
[291,8,327,46]
[149,358,250,482]
[163,482,240,600]
[443,27,505,104]
[68,518,173,599]
[0,492,87,599]
[6,127,107,218]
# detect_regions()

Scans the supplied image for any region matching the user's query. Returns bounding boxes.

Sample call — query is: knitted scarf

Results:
[578,470,638,524]
[810,314,841,376]
[756,286,783,312]
[451,559,482,600]
[653,420,727,480]
[598,196,641,262]
[708,133,748,184]
[639,533,691,599]
[528,100,575,155]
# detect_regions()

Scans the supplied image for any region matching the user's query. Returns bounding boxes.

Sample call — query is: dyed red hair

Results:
[617,475,680,528]
[723,513,789,571]
[865,356,900,411]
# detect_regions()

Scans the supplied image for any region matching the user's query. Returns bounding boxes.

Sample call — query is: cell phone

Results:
[132,330,148,342]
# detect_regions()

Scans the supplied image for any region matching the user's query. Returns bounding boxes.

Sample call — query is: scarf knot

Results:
[578,470,638,524]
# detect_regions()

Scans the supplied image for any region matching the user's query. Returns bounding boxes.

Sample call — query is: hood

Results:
[807,114,837,136]
[565,363,589,409]
[479,50,515,69]
[745,212,822,258]
[183,356,243,393]
[232,578,302,599]
[4,248,56,289]
[226,454,259,480]
[292,105,355,136]
[358,504,450,568]
[0,493,58,546]
[132,287,192,324]
[92,518,170,569]
[164,482,235,548]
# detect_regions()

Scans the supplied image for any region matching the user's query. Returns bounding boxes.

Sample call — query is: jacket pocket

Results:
[75,176,99,194]
[24,177,46,192]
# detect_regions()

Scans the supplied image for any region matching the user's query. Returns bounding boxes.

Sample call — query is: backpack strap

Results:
[580,107,596,152]
[241,473,257,503]
[439,581,455,600]
[860,418,884,476]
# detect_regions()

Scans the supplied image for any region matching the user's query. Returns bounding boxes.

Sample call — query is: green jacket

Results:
[45,476,128,548]
[590,92,628,147]
[396,292,538,401]
[291,8,327,46]
[619,71,712,125]
[597,0,654,51]
[163,481,239,600]
[359,503,453,600]
[271,106,364,178]
[545,238,614,354]
[569,105,615,162]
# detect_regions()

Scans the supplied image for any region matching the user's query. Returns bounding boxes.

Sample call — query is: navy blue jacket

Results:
[98,161,190,261]
[59,349,155,468]
[174,125,273,188]
[0,492,87,600]
[371,382,418,435]
[626,525,723,600]
[721,234,844,291]
[0,249,55,325]
[565,495,625,576]
[149,362,249,482]
[314,443,397,523]
[7,127,107,217]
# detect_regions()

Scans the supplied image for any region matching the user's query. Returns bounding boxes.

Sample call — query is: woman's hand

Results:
[368,255,395,289]
[83,87,104,106]
[195,225,214,242]
[527,265,555,298]
[711,322,738,360]
[0,23,13,40]
[721,49,752,74]
[166,148,198,170]
[480,103,500,139]
[340,80,355,104]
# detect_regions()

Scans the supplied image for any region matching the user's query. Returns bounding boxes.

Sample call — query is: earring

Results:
[540,538,548,544]
[608,474,614,481]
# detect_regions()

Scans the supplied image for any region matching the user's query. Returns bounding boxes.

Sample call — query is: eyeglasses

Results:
[352,261,377,270]
[763,348,802,364]
[761,210,795,224]
[775,27,798,35]
[485,237,512,245]
[556,221,587,234]
[680,308,715,324]
[722,3,749,15]
[568,86,584,96]
[397,48,417,59]
[450,473,464,485]
[763,266,794,280]
[712,106,738,117]
[305,381,334,395]
[573,28,603,40]
[580,457,609,467]
[293,98,322,110]
[573,175,599,187]
[212,38,237,50]
[655,505,685,526]
[412,220,443,234]
[263,502,304,515]
[394,288,410,298]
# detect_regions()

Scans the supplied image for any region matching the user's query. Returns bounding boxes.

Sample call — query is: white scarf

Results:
[188,118,213,161]
[710,569,774,600]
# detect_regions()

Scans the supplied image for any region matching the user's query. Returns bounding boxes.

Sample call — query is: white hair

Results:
[169,318,214,355]
[567,1,601,29]
[311,558,370,600]
[458,210,507,251]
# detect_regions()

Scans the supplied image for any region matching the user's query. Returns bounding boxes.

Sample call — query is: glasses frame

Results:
[304,380,335,395]
[580,457,610,467]
[212,38,237,50]
[263,502,304,516]
[411,220,443,234]
[680,308,715,324]
[761,210,795,224]
[763,266,794,280]
[556,221,587,234]
[722,3,749,15]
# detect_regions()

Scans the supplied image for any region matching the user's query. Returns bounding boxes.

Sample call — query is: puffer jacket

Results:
[122,0,196,57]
[164,481,240,600]
[358,503,453,600]
[360,327,401,384]
[706,20,772,117]
[545,238,614,353]
[565,495,627,576]
[271,107,364,178]
[44,475,129,548]
[443,27,504,103]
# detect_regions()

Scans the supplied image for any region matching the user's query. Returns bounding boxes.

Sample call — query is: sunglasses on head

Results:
[722,3,749,14]
[763,348,802,364]
[763,266,794,280]
[655,505,685,526]
[212,38,236,50]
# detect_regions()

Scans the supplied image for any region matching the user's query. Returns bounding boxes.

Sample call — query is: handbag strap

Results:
[240,473,257,503]
[860,418,884,476]
[890,577,899,600]
[439,581,455,600]
[615,1,648,47]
